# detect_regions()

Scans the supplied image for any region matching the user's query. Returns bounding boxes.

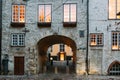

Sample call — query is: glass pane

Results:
[45,5,51,22]
[109,0,116,19]
[71,4,76,22]
[112,32,118,49]
[90,34,96,46]
[20,5,25,22]
[18,34,24,46]
[117,0,120,19]
[64,4,69,22]
[39,5,45,22]
[12,5,19,22]
[60,44,65,52]
[12,34,18,46]
[97,34,103,45]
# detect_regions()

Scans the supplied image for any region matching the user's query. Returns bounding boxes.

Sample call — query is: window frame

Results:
[11,33,25,47]
[63,3,77,23]
[38,4,52,23]
[108,61,120,76]
[11,4,26,27]
[12,4,26,23]
[111,31,120,50]
[60,44,65,52]
[38,4,52,27]
[108,0,120,20]
[90,33,104,47]
[63,3,77,27]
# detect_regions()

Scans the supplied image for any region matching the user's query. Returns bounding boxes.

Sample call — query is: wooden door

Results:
[14,57,24,75]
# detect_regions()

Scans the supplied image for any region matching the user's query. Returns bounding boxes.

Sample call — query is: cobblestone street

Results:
[0,74,120,80]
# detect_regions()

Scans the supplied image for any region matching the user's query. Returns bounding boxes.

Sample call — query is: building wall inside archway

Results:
[48,44,73,56]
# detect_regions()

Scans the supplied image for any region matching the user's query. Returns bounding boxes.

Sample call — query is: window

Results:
[108,62,120,75]
[60,44,65,52]
[90,33,103,46]
[12,5,25,22]
[11,33,25,46]
[109,0,120,19]
[112,32,120,50]
[64,4,76,22]
[38,5,51,22]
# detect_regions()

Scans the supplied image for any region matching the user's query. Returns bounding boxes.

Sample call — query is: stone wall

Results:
[89,0,120,75]
[2,0,87,75]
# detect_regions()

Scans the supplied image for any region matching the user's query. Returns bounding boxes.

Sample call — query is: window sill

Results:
[111,49,120,51]
[108,19,120,20]
[11,22,25,27]
[63,22,77,27]
[37,22,51,27]
[90,45,103,50]
[10,45,25,47]
[90,45,103,47]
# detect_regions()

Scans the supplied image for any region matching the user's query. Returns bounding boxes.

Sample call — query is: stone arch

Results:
[37,35,77,73]
[107,60,120,75]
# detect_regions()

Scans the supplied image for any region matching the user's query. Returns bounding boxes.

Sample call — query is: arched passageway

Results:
[37,35,77,73]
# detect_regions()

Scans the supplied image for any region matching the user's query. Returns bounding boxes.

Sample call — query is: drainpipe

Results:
[86,0,89,74]
[0,0,2,74]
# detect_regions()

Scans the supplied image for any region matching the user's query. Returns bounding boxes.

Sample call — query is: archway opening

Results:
[37,35,77,73]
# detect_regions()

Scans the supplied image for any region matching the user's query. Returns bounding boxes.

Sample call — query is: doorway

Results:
[14,56,24,75]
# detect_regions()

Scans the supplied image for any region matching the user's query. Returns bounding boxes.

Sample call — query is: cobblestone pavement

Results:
[0,74,120,80]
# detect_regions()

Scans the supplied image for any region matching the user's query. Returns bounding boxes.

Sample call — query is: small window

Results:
[109,0,120,19]
[108,61,120,76]
[12,5,25,23]
[60,44,65,52]
[112,32,120,50]
[11,33,25,46]
[90,33,103,46]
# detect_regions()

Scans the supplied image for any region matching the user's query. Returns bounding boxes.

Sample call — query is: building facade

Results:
[1,0,120,76]
[89,0,120,75]
[2,0,87,75]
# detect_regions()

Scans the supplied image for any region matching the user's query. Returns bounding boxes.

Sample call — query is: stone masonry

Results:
[2,0,87,75]
[89,0,120,75]
[1,0,120,78]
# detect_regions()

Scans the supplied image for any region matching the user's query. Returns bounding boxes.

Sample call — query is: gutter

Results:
[0,0,2,74]
[86,0,89,74]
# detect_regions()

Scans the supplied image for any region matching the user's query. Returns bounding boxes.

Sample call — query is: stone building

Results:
[89,0,120,75]
[1,0,120,76]
[2,0,87,75]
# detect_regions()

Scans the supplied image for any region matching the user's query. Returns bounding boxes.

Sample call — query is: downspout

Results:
[86,0,89,74]
[0,0,2,74]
